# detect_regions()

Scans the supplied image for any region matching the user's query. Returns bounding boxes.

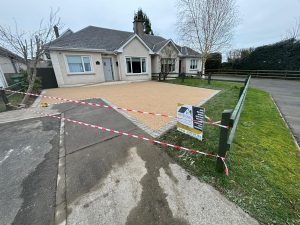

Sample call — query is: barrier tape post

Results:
[216,109,232,174]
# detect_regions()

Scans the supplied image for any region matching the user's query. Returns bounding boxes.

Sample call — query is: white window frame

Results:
[65,55,94,75]
[161,58,176,73]
[190,59,198,70]
[125,56,147,75]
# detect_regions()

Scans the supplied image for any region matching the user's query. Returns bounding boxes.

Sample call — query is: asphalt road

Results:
[0,117,60,225]
[250,78,300,145]
[210,76,300,146]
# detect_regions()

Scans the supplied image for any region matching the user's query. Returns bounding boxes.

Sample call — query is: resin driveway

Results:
[42,81,219,136]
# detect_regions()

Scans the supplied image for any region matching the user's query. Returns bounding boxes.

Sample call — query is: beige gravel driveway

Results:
[43,81,218,131]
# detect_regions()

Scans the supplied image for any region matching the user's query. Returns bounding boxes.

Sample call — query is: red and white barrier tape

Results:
[2,89,229,129]
[24,108,228,175]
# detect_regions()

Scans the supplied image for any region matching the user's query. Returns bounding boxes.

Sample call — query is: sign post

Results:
[176,104,205,141]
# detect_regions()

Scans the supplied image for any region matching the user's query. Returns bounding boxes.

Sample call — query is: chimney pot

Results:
[54,25,59,38]
[133,16,144,36]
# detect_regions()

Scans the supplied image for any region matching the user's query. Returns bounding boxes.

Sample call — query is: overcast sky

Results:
[1,0,300,58]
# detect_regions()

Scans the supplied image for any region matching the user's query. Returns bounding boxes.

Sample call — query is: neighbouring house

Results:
[48,17,202,87]
[0,46,27,87]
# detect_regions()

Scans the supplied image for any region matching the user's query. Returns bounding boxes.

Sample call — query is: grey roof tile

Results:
[49,25,201,56]
[0,46,25,62]
[138,34,168,51]
[181,46,201,57]
[49,26,134,51]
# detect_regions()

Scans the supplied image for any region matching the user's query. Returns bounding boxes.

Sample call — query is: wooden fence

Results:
[206,69,300,80]
[216,75,251,171]
[151,72,201,80]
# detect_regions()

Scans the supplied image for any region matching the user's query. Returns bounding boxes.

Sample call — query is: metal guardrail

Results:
[228,76,251,144]
[206,69,300,80]
[216,75,251,171]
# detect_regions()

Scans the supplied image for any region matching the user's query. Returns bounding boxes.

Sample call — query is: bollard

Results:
[216,109,232,172]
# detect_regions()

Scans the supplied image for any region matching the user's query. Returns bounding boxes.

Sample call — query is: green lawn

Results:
[0,93,24,112]
[160,78,300,225]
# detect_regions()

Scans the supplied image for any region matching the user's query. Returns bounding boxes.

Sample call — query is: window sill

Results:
[67,72,96,75]
[126,73,148,76]
[189,69,198,71]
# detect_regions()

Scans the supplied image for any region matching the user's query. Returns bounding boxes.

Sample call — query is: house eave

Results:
[157,39,181,55]
[115,34,154,54]
[49,47,114,54]
[180,55,201,58]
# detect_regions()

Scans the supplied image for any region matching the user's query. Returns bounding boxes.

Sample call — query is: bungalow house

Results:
[0,46,26,87]
[48,17,202,87]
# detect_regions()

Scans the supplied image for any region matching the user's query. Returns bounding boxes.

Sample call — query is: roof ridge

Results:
[86,25,133,34]
[152,39,169,51]
[116,33,136,50]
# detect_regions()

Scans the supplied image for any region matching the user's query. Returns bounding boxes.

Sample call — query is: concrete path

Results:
[0,99,258,225]
[250,79,300,146]
[52,99,258,225]
[0,117,60,225]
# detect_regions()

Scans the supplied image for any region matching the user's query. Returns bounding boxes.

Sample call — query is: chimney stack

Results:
[53,25,59,38]
[133,15,144,36]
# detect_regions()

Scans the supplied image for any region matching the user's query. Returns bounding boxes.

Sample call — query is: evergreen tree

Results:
[135,9,154,35]
[230,39,300,70]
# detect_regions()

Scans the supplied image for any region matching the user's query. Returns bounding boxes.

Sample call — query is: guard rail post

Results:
[216,109,232,172]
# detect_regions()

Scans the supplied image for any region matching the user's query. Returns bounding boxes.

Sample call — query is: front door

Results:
[103,58,114,81]
[179,60,182,74]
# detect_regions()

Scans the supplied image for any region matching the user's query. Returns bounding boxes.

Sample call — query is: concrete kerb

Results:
[100,98,159,137]
[55,113,67,225]
[271,95,300,151]
[31,90,46,108]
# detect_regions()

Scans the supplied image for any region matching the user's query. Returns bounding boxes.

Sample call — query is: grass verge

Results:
[0,93,23,112]
[0,93,36,112]
[160,78,300,225]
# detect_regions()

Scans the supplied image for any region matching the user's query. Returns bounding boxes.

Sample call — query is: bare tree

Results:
[286,18,300,40]
[227,47,254,63]
[177,0,238,77]
[0,9,60,105]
